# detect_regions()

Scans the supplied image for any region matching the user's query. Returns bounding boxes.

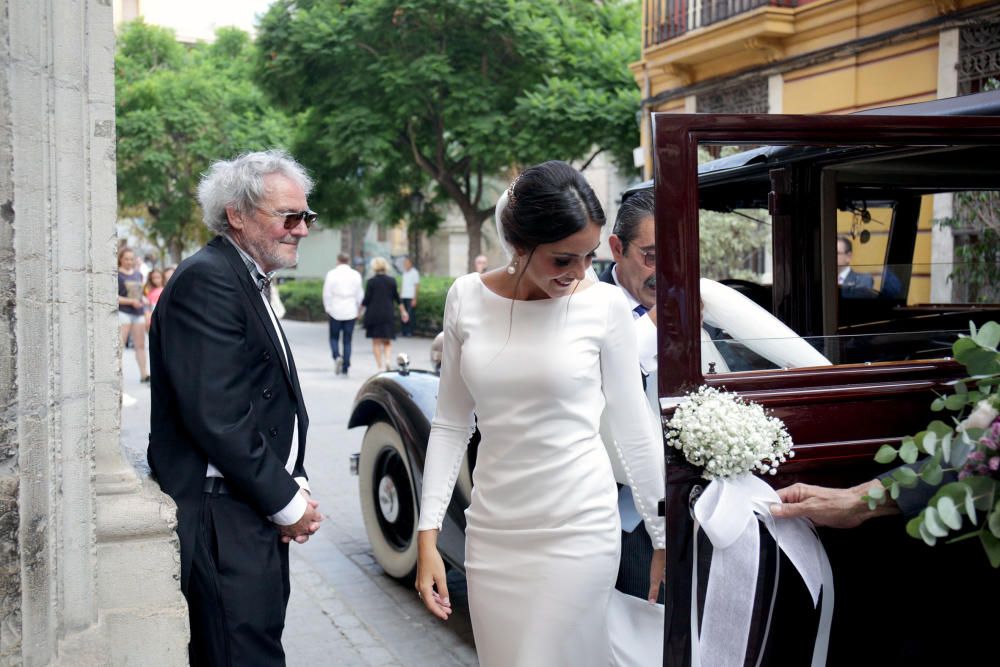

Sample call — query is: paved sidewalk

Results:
[120,319,478,666]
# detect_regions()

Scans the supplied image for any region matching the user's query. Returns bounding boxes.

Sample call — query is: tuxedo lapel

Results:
[271,314,308,422]
[211,237,297,393]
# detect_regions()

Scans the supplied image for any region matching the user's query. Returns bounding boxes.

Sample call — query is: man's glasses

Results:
[631,247,655,268]
[258,207,318,229]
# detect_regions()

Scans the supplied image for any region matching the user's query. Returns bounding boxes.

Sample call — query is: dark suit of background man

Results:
[600,190,664,604]
[148,149,324,666]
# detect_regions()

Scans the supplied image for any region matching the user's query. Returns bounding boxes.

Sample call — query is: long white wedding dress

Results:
[417,273,666,667]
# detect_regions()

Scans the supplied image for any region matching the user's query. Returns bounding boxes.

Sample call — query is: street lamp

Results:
[408,190,425,218]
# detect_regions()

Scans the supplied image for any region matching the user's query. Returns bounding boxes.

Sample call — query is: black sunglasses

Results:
[258,207,318,229]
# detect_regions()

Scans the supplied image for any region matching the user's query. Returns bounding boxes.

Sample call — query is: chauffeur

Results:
[147,149,323,665]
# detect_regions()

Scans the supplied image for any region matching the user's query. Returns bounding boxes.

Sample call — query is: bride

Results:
[414,161,666,666]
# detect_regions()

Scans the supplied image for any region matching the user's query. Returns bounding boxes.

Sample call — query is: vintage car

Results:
[349,90,1000,663]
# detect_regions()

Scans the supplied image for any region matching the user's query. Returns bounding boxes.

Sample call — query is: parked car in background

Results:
[350,90,1000,662]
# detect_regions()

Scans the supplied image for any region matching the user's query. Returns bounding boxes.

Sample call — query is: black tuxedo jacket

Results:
[147,236,309,592]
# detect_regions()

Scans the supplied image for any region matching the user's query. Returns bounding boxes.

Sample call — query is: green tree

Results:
[256,0,641,270]
[115,21,293,263]
[697,147,770,282]
[940,191,1000,303]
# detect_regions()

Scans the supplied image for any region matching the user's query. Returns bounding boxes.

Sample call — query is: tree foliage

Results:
[696,148,770,282]
[940,190,1000,303]
[115,21,293,262]
[256,0,641,269]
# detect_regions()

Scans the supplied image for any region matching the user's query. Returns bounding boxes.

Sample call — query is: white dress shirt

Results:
[400,267,420,299]
[322,263,364,320]
[213,236,309,526]
[610,266,658,374]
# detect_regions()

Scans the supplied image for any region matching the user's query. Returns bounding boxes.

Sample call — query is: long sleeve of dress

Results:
[601,289,667,549]
[417,282,476,531]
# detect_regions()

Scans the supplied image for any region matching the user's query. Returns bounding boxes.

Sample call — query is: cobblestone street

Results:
[120,319,478,666]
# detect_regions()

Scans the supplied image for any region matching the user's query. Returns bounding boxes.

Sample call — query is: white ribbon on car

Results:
[690,474,834,667]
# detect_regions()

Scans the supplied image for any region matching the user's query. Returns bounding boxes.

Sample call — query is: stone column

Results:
[0,1,188,664]
[931,28,959,303]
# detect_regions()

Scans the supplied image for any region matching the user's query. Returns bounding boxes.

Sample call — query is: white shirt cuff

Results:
[295,476,311,495]
[268,489,307,526]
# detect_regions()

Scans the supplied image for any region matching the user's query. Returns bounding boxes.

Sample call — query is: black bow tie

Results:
[253,271,271,293]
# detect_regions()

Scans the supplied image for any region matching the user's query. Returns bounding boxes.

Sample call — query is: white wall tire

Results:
[358,421,418,581]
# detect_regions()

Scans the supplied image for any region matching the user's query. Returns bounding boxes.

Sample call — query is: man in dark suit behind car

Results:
[148,149,323,666]
[837,235,875,297]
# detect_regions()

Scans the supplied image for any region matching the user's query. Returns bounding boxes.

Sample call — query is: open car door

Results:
[653,112,1000,665]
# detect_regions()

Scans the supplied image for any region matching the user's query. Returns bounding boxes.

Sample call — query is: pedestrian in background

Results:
[360,256,408,371]
[474,254,488,274]
[118,246,149,382]
[400,256,420,336]
[322,252,363,377]
[144,268,165,332]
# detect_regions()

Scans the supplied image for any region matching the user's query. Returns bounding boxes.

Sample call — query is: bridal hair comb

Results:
[506,174,521,208]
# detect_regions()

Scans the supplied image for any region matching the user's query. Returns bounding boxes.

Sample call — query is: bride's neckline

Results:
[475,271,598,303]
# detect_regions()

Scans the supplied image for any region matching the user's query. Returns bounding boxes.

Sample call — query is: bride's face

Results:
[516,222,601,300]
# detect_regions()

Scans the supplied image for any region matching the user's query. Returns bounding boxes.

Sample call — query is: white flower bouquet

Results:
[665,385,794,479]
[668,387,830,667]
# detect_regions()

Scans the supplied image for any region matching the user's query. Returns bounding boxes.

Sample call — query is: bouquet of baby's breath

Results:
[865,321,1000,567]
[665,386,794,479]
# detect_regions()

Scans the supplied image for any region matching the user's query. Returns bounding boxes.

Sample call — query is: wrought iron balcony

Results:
[644,0,800,48]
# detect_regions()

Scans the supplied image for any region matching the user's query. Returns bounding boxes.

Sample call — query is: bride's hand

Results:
[648,548,666,604]
[416,530,452,620]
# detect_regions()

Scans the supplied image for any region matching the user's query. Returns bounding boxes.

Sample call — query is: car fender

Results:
[349,370,474,570]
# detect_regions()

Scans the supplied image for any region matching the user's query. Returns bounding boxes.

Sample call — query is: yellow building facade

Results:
[632,0,1000,303]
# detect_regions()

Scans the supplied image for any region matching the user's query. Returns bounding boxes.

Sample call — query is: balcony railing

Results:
[644,0,799,48]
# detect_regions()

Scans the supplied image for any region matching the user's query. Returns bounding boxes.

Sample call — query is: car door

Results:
[652,113,1000,665]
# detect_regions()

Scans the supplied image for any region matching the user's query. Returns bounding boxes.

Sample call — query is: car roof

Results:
[622,90,1000,201]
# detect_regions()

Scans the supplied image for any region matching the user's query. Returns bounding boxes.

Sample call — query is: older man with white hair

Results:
[147,149,324,665]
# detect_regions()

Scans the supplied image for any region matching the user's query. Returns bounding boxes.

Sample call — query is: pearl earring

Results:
[506,258,517,275]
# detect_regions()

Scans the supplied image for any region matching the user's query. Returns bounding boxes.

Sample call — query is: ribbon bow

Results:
[690,474,834,667]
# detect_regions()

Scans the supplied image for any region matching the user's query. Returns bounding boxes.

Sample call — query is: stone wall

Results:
[0,1,188,664]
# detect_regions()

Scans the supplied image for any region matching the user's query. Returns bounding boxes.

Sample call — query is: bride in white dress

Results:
[415,161,666,666]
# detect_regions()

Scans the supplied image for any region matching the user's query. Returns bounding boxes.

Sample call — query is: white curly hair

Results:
[197,149,314,235]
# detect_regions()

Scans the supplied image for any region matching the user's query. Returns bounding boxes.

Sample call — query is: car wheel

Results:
[358,420,418,581]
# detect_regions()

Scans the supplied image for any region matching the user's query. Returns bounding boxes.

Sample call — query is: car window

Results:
[696,142,1000,376]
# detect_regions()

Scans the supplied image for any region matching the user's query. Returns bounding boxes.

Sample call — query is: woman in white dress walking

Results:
[415,161,666,666]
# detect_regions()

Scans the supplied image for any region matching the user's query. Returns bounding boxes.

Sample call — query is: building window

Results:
[696,77,769,114]
[958,21,1000,95]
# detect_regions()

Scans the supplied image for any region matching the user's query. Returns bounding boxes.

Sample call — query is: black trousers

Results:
[616,524,665,604]
[401,298,415,336]
[186,492,290,667]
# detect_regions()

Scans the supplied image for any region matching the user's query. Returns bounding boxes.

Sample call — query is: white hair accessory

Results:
[494,187,514,259]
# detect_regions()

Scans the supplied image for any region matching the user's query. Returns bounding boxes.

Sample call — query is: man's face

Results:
[474,255,488,273]
[229,174,309,273]
[404,258,413,271]
[609,214,656,308]
[837,240,851,270]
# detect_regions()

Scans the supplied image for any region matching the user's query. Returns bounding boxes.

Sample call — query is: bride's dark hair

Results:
[500,160,606,253]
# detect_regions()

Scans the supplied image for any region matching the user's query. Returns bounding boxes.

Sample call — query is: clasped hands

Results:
[280,489,324,544]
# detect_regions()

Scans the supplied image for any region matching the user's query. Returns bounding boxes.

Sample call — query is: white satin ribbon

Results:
[690,474,834,667]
